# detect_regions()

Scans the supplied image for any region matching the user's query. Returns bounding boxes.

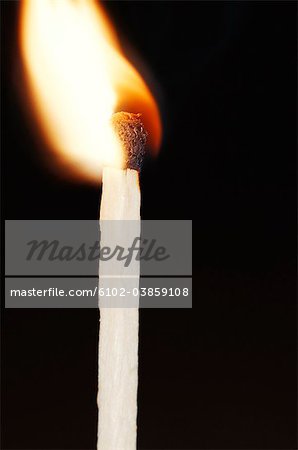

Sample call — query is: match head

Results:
[111,112,148,171]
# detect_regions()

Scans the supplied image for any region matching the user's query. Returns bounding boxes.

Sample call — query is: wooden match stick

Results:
[97,112,147,450]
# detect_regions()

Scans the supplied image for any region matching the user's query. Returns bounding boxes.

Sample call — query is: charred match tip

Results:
[111,112,148,171]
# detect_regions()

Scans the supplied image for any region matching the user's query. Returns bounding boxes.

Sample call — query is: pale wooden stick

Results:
[97,167,140,450]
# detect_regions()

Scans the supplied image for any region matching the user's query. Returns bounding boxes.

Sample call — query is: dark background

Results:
[1,1,296,449]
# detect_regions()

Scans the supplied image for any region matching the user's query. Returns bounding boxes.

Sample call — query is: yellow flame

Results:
[20,0,161,182]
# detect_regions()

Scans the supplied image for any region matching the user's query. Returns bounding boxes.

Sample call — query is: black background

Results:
[1,1,296,449]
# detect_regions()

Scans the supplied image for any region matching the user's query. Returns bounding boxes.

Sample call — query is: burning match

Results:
[19,1,161,449]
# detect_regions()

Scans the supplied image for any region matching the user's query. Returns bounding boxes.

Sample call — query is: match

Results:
[97,112,147,450]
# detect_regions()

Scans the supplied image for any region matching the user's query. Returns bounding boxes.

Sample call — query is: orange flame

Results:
[20,0,162,182]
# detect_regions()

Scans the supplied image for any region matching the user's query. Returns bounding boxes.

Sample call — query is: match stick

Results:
[97,112,147,450]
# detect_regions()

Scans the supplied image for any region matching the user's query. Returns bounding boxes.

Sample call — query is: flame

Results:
[20,0,161,182]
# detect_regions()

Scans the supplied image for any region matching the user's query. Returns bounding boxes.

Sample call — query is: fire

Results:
[19,0,161,182]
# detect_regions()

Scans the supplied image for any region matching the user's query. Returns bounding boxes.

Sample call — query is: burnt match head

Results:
[111,112,148,171]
